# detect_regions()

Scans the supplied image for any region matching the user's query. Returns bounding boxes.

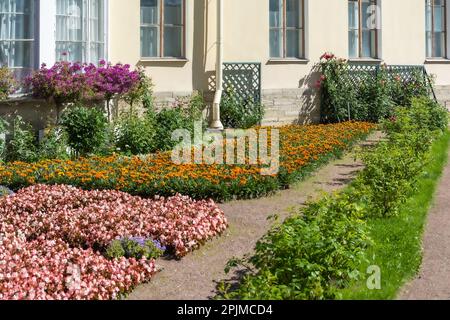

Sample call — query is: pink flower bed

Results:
[0,185,228,300]
[0,229,156,300]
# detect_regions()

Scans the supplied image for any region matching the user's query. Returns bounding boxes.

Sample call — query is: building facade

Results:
[1,0,450,128]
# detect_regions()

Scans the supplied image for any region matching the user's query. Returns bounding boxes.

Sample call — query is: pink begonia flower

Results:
[0,184,228,300]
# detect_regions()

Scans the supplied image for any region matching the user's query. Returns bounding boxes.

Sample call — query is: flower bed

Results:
[0,122,376,201]
[0,185,227,300]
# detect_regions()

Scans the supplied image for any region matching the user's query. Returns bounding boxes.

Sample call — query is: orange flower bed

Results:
[0,122,376,201]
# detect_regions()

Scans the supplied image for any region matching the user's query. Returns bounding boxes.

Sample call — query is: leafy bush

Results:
[357,141,427,218]
[152,92,206,152]
[0,66,16,100]
[38,127,69,160]
[61,105,107,157]
[221,193,370,300]
[319,53,431,123]
[220,90,265,129]
[358,96,446,218]
[106,237,166,260]
[5,116,37,163]
[114,110,156,155]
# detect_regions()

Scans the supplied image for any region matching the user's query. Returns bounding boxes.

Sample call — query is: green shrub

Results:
[357,141,427,218]
[408,97,449,132]
[38,127,70,160]
[153,107,191,152]
[388,70,430,108]
[319,54,431,123]
[106,238,165,260]
[114,110,156,155]
[221,192,370,300]
[5,116,38,163]
[220,90,265,129]
[61,106,107,157]
[152,92,206,152]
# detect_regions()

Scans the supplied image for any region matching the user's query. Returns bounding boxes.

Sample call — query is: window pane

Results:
[434,31,446,57]
[0,0,34,80]
[164,25,182,57]
[362,29,377,58]
[286,0,300,28]
[270,29,282,58]
[348,30,358,58]
[269,0,282,28]
[426,30,433,57]
[286,29,300,58]
[426,2,432,32]
[56,0,86,62]
[434,5,445,32]
[141,26,159,57]
[141,0,159,25]
[348,1,359,29]
[164,0,182,25]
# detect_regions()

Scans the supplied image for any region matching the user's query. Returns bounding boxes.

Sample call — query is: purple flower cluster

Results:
[25,61,141,105]
[84,61,141,102]
[126,237,167,252]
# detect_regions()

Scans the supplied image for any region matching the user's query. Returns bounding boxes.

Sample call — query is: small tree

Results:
[61,105,107,157]
[84,61,141,121]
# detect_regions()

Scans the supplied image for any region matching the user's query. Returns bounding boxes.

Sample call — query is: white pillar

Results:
[39,0,57,66]
[210,0,224,130]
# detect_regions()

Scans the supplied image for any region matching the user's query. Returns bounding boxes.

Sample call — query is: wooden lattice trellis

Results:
[339,64,437,101]
[222,63,261,104]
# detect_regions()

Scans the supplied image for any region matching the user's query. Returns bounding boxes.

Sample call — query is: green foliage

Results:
[152,92,206,152]
[358,97,447,218]
[61,105,107,157]
[114,110,156,155]
[338,131,450,300]
[105,238,165,260]
[220,90,265,129]
[0,66,16,101]
[5,116,38,163]
[38,127,70,160]
[357,141,427,218]
[123,69,154,109]
[319,55,431,123]
[221,193,370,300]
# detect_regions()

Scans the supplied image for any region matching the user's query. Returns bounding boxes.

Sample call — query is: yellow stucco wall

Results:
[108,0,450,92]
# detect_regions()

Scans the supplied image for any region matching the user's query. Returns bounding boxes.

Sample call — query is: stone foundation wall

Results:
[261,88,320,126]
[434,85,450,111]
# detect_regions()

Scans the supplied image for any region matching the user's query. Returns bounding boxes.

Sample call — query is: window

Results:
[56,0,106,64]
[348,0,378,58]
[426,0,447,58]
[140,0,185,58]
[0,0,35,80]
[269,0,304,58]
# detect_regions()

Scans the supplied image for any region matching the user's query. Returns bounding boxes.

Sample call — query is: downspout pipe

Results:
[210,0,224,130]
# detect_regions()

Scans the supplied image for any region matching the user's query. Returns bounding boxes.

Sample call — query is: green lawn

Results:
[338,130,450,300]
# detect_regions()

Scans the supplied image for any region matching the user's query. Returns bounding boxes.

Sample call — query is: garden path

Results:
[128,133,382,300]
[400,149,450,300]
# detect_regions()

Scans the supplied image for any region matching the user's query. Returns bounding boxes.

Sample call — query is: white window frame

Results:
[39,0,109,66]
[0,0,38,79]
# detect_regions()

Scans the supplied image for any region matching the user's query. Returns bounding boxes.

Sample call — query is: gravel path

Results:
[399,149,450,300]
[128,134,381,300]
